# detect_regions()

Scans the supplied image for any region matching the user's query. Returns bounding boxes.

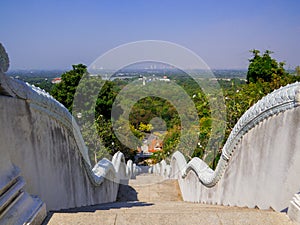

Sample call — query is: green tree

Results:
[247,50,286,83]
[95,81,118,120]
[95,116,138,163]
[51,65,130,164]
[51,64,87,111]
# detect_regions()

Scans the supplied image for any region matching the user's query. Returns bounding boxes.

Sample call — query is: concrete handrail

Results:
[112,151,133,183]
[168,82,300,187]
[0,43,134,211]
[152,82,300,222]
[0,67,134,188]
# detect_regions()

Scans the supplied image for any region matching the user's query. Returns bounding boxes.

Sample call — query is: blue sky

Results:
[0,0,299,70]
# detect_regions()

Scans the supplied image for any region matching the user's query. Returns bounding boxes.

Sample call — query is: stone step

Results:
[45,201,295,225]
[0,177,25,216]
[0,168,46,225]
[44,174,297,225]
[0,190,46,225]
[118,178,182,202]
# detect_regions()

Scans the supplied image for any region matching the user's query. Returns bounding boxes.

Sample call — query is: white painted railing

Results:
[151,82,300,223]
[0,43,137,220]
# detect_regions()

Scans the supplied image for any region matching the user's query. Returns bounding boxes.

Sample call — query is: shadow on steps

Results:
[117,184,139,202]
[42,201,154,224]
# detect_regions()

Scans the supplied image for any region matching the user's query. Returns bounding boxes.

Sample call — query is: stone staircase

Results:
[44,174,296,225]
[0,167,46,225]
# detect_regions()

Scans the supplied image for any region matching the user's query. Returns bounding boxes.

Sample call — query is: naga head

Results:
[0,43,9,73]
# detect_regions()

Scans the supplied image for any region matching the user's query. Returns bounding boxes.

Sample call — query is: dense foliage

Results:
[46,50,300,167]
[51,67,137,164]
[51,64,87,112]
[247,50,286,83]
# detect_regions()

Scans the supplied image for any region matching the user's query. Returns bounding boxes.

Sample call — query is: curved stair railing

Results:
[151,81,300,223]
[0,43,136,188]
[154,82,300,187]
[0,43,137,223]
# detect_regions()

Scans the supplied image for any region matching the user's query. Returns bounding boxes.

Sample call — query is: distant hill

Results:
[7,70,65,79]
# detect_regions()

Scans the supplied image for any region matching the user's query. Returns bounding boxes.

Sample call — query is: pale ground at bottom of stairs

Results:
[44,174,297,225]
